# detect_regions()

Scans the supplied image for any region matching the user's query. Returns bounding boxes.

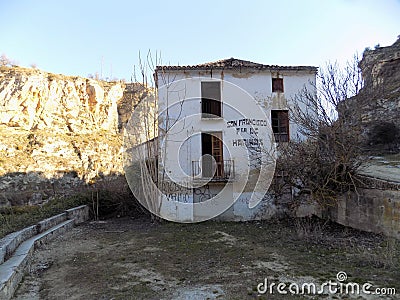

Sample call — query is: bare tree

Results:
[123,51,161,221]
[273,55,365,208]
[123,51,194,221]
[0,54,15,67]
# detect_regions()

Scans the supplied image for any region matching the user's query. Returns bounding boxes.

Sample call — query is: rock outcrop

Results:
[342,37,400,152]
[0,66,149,206]
[0,66,124,132]
[360,38,400,95]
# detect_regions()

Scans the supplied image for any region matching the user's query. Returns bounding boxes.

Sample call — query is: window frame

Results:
[201,81,222,118]
[272,77,284,93]
[271,110,289,142]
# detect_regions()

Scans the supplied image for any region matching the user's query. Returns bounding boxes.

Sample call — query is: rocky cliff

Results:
[0,66,125,132]
[0,66,147,206]
[342,37,400,152]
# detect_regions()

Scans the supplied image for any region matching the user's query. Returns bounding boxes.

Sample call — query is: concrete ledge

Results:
[36,213,67,234]
[0,205,89,300]
[0,241,34,300]
[0,225,36,264]
[0,220,75,300]
[322,189,400,240]
[66,205,90,224]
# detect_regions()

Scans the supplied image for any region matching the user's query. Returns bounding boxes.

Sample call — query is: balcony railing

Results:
[192,160,235,181]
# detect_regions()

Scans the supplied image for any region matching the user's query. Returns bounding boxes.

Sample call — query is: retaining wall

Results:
[0,205,90,300]
[324,188,400,239]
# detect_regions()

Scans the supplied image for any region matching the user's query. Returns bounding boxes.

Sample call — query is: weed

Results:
[294,216,328,241]
[353,237,400,269]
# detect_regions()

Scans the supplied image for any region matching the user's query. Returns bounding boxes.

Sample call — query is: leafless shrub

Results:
[274,55,365,208]
[89,175,150,219]
[0,54,12,66]
[0,54,18,67]
[124,50,161,222]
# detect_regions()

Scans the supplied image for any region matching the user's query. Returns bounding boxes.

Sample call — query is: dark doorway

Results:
[201,132,223,178]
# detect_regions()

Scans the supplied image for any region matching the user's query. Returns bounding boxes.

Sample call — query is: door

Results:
[201,132,223,179]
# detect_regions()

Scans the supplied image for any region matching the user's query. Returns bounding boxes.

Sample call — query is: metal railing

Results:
[192,160,235,181]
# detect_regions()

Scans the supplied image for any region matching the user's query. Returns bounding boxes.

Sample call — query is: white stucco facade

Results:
[153,58,317,222]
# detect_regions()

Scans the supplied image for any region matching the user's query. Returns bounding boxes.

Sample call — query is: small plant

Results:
[294,216,328,241]
[352,237,400,269]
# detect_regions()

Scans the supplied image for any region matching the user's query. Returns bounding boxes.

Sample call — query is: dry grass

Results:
[14,216,400,299]
[0,175,146,239]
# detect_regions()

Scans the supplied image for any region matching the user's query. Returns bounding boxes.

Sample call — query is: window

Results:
[201,82,221,117]
[201,132,223,178]
[271,110,289,142]
[272,78,284,93]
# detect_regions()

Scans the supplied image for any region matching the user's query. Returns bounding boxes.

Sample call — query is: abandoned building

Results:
[140,58,318,222]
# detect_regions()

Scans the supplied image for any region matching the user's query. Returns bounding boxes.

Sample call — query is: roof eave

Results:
[155,66,318,72]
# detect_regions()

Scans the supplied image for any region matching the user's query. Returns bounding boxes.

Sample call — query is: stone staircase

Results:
[0,205,89,300]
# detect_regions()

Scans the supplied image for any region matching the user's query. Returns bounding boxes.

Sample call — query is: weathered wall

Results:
[155,67,316,221]
[294,175,400,239]
[323,186,400,239]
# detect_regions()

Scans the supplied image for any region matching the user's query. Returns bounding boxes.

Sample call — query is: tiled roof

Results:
[155,57,317,72]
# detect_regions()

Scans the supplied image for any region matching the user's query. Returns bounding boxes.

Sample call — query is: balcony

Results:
[191,160,235,182]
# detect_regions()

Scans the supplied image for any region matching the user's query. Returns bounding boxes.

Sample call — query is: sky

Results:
[0,0,399,81]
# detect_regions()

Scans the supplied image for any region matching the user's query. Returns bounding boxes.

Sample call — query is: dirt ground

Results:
[13,217,400,300]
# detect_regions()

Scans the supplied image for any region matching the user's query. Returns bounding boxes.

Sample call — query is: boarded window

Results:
[271,110,289,142]
[201,82,221,117]
[272,78,284,93]
[201,132,224,177]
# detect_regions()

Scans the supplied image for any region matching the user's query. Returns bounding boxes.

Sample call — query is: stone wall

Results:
[322,185,400,239]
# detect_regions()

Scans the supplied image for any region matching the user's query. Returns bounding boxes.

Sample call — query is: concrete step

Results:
[0,205,89,300]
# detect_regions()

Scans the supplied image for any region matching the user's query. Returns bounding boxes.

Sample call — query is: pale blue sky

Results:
[0,0,399,81]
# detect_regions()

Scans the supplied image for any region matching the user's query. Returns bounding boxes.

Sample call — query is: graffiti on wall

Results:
[227,118,267,148]
[162,181,192,203]
[227,118,267,169]
[193,184,218,202]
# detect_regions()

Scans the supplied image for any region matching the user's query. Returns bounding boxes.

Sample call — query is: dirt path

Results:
[13,217,400,299]
[360,154,400,183]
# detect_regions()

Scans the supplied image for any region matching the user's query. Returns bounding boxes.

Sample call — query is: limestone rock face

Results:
[0,66,154,206]
[360,38,400,93]
[341,37,400,151]
[358,38,400,125]
[0,66,124,132]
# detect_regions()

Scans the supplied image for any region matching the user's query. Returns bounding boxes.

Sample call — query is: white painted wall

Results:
[155,67,316,222]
